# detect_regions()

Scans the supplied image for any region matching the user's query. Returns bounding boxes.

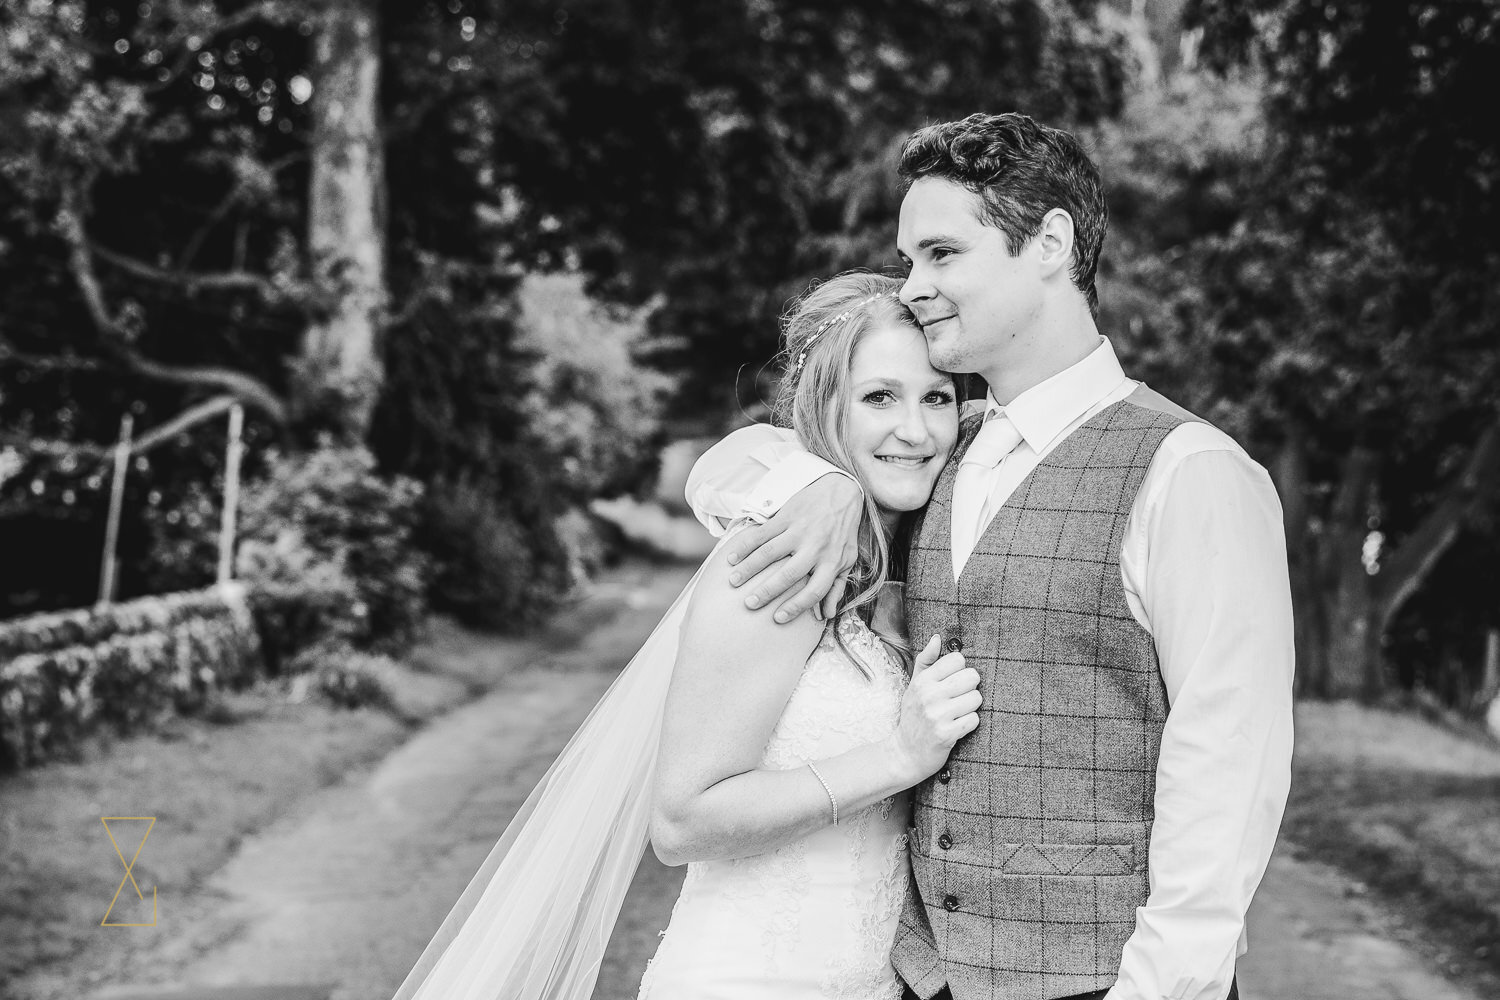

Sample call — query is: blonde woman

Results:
[640,271,977,998]
[391,272,979,1000]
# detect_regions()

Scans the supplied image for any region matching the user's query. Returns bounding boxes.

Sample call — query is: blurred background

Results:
[1,2,1498,999]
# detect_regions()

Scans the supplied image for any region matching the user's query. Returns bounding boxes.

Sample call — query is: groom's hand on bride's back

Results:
[725,473,864,623]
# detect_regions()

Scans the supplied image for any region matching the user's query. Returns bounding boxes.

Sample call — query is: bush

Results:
[138,477,223,595]
[234,530,365,675]
[418,474,572,632]
[238,442,431,655]
[0,585,261,770]
[310,646,402,711]
[514,273,672,502]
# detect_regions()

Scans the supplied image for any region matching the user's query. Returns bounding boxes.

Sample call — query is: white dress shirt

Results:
[685,337,1295,1000]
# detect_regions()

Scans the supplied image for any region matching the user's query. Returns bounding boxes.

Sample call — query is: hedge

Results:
[0,584,262,770]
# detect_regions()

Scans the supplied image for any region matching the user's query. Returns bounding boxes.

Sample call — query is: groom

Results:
[686,113,1293,1000]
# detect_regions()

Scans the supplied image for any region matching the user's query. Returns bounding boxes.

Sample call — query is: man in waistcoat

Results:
[685,113,1294,1000]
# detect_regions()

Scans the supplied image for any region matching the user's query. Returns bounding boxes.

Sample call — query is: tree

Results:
[1098,2,1500,699]
[419,0,1135,419]
[0,0,1134,614]
[3,0,1134,431]
[302,0,386,436]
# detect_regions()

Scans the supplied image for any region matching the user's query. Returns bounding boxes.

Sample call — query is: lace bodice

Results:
[638,610,912,1000]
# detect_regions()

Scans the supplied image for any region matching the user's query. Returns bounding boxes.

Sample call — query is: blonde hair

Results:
[772,271,932,670]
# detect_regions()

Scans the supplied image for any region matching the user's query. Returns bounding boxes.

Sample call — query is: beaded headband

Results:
[793,290,900,374]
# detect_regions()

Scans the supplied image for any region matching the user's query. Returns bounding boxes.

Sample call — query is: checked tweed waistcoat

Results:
[891,386,1196,1000]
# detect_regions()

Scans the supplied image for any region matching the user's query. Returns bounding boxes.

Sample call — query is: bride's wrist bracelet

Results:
[804,760,839,826]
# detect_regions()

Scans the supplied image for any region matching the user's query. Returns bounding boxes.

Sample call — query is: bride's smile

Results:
[844,323,958,527]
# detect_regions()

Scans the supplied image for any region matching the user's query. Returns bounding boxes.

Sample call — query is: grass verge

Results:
[0,589,638,996]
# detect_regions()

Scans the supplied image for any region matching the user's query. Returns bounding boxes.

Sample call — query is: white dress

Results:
[638,610,912,1000]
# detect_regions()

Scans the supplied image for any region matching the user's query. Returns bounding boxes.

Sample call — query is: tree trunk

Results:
[1321,537,1382,699]
[302,0,387,437]
[1273,436,1324,697]
[1298,445,1381,698]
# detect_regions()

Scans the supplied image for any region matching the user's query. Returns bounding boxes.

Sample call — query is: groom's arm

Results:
[685,424,864,621]
[685,424,836,534]
[1108,442,1295,1000]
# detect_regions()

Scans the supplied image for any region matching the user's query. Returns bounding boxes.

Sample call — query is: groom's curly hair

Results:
[898,112,1108,318]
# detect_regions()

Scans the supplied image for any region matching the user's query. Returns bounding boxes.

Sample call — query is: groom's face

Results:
[896,177,1044,379]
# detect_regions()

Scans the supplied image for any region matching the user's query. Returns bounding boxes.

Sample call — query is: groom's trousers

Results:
[901,980,1240,1000]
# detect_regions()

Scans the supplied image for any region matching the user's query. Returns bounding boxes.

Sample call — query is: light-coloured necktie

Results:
[952,409,1024,572]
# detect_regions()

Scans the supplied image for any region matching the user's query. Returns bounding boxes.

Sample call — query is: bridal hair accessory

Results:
[804,759,840,826]
[793,290,901,374]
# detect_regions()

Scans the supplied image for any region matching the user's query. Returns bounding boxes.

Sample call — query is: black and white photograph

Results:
[2,2,1498,999]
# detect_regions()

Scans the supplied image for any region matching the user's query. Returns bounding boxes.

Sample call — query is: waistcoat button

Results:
[938,833,952,850]
[937,768,951,783]
[942,895,959,911]
[945,634,963,653]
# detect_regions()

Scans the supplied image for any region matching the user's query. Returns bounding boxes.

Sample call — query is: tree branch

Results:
[58,182,123,337]
[55,181,290,424]
[178,150,307,271]
[177,189,241,272]
[1376,410,1500,634]
[124,354,286,423]
[91,241,300,303]
[2,335,285,425]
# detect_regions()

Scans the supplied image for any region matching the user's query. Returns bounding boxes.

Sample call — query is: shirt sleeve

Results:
[684,424,857,536]
[1108,447,1296,1000]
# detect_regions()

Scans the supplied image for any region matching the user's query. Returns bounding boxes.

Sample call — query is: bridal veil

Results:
[388,534,731,1000]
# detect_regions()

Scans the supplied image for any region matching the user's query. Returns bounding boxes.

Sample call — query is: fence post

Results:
[217,404,245,584]
[97,413,134,608]
[1484,630,1500,740]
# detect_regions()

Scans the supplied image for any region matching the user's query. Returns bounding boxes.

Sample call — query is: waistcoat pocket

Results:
[993,842,1134,877]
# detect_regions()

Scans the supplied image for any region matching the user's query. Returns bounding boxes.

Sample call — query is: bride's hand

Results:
[885,635,982,786]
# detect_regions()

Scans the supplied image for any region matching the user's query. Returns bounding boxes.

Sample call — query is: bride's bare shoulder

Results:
[677,534,825,679]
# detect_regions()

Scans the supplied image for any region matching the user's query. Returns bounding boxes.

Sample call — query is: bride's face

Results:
[842,322,958,524]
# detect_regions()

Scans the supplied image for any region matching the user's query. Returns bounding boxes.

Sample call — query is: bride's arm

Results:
[650,543,979,866]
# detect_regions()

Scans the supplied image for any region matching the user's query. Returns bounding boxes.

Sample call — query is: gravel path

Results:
[1240,851,1481,1000]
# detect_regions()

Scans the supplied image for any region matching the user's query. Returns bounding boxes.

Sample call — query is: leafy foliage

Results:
[416,472,572,632]
[312,647,402,712]
[234,528,366,675]
[236,442,430,654]
[489,0,1133,416]
[1,0,1131,620]
[1097,4,1500,698]
[513,273,671,501]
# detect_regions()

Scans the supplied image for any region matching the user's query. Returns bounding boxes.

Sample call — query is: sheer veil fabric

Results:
[389,530,738,1000]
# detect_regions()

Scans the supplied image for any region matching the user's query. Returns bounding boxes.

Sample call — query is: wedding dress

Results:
[389,526,912,1000]
[637,609,912,1000]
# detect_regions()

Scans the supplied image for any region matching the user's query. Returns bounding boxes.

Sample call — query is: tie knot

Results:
[961,410,1023,469]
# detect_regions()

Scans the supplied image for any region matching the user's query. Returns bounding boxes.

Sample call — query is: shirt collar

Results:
[984,337,1130,454]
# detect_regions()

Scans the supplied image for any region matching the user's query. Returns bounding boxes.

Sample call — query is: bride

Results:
[390,271,980,1000]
